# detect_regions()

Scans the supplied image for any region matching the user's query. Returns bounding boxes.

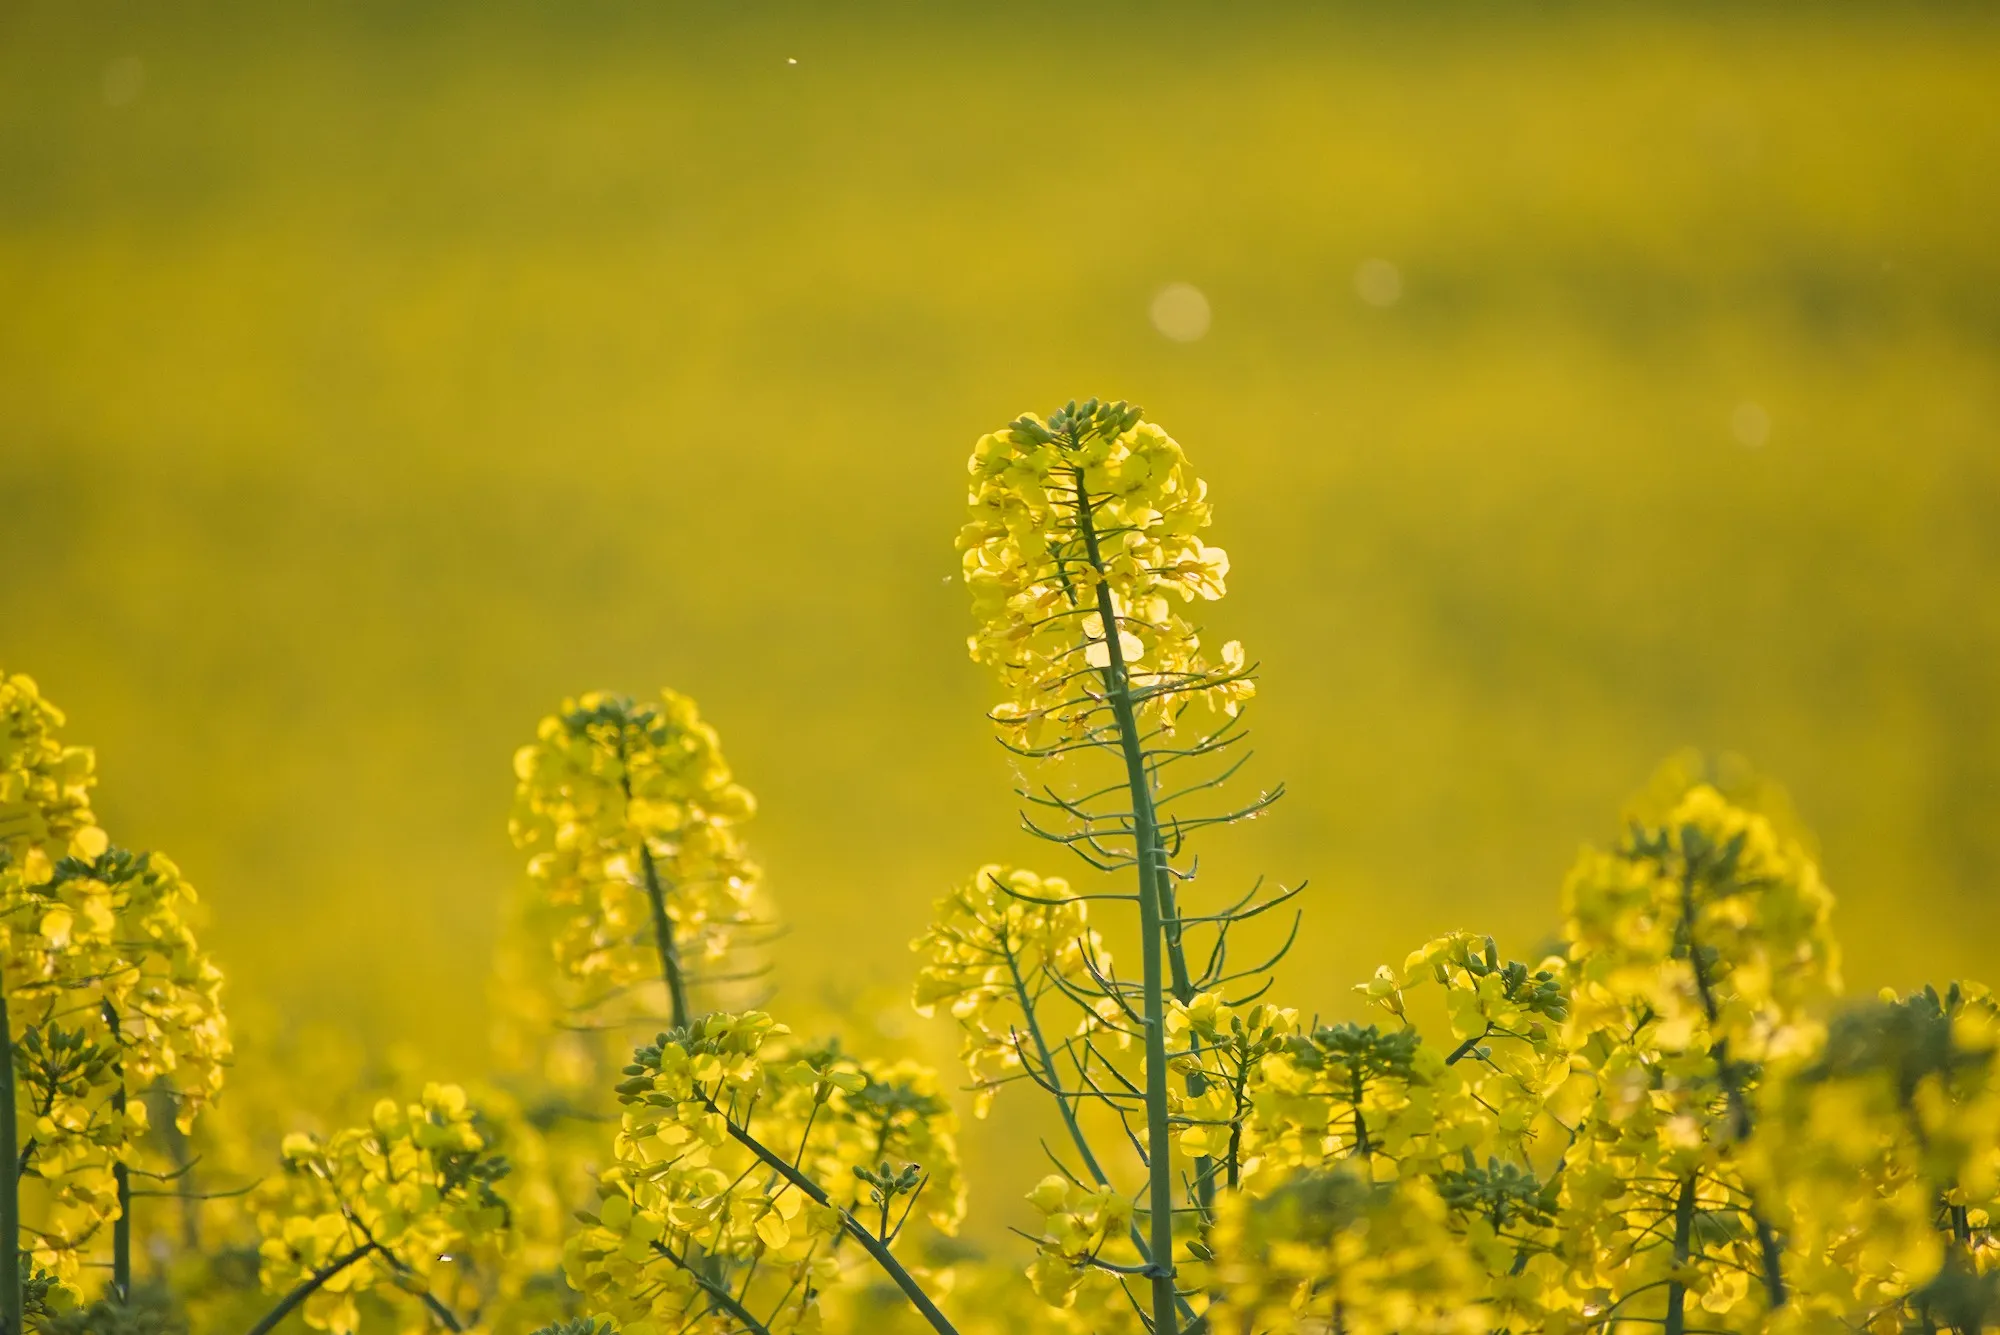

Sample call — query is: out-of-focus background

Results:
[3,0,1996,1187]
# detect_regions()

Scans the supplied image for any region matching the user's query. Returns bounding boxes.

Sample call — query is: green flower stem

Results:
[420,1292,466,1333]
[104,1003,130,1303]
[147,1082,202,1249]
[0,975,19,1335]
[639,844,691,1030]
[367,1233,464,1332]
[709,1101,959,1335]
[1444,1029,1490,1066]
[1002,938,1116,1192]
[112,1123,130,1302]
[1223,1058,1253,1191]
[244,1242,377,1335]
[656,1240,776,1335]
[1073,465,1181,1335]
[615,736,691,1030]
[1665,1173,1696,1335]
[1679,869,1787,1309]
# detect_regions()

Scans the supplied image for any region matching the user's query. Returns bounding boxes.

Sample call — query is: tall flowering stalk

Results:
[0,672,230,1330]
[1554,782,1839,1329]
[932,401,1278,1333]
[510,692,965,1334]
[0,671,104,1334]
[509,691,765,1038]
[497,691,778,1326]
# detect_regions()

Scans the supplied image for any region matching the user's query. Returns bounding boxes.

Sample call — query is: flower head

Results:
[956,403,1252,750]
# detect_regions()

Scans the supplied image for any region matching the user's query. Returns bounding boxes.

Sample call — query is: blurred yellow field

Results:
[2,5,1998,1329]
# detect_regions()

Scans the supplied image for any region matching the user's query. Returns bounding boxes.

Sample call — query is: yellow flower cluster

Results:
[0,673,105,880]
[1209,1165,1486,1334]
[145,1017,576,1335]
[1542,783,1841,1329]
[565,1011,964,1335]
[1141,772,1989,1334]
[1221,938,1567,1327]
[1,672,230,1296]
[1021,1174,1136,1312]
[11,851,229,1284]
[494,689,771,1332]
[1357,934,1571,1159]
[252,1083,510,1334]
[1363,932,1570,1068]
[510,690,762,1027]
[910,865,1110,1115]
[1164,992,1293,1164]
[1756,983,2000,1330]
[1563,783,1841,1064]
[955,401,1251,749]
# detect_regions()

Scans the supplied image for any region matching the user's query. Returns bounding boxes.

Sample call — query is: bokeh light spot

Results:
[1149,282,1211,342]
[1355,258,1402,307]
[1732,401,1772,448]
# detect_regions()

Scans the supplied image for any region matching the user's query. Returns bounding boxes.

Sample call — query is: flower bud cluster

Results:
[1164,993,1295,1162]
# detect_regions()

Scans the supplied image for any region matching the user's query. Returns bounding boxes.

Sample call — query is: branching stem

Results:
[656,1241,775,1335]
[710,1102,959,1335]
[1001,941,1198,1328]
[244,1242,377,1335]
